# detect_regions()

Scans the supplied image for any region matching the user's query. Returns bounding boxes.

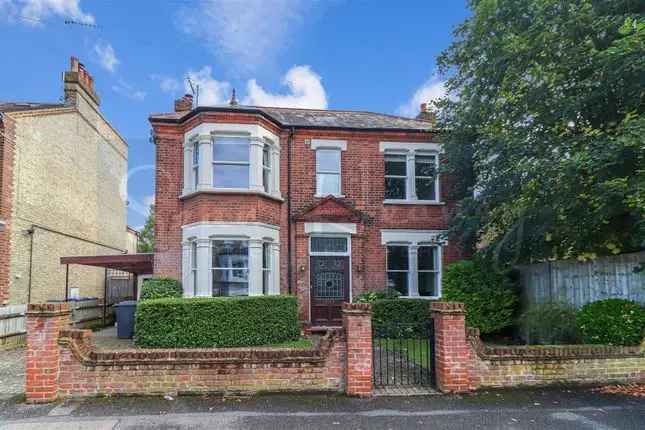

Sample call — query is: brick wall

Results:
[24,302,378,401]
[0,115,16,305]
[429,301,645,393]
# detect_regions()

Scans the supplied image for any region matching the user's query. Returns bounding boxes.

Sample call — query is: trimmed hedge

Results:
[139,278,182,301]
[576,299,645,346]
[372,298,434,337]
[355,288,401,303]
[442,259,519,334]
[134,296,300,348]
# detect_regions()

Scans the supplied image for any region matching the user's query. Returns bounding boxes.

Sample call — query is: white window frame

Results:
[309,235,351,257]
[192,141,200,189]
[212,136,251,190]
[381,229,446,300]
[380,142,442,204]
[315,149,342,197]
[262,242,271,295]
[181,222,280,297]
[311,139,347,198]
[182,123,282,200]
[190,240,198,296]
[210,239,250,297]
[384,152,408,201]
[262,143,272,193]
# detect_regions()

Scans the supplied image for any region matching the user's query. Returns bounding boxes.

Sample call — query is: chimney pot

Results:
[420,103,428,113]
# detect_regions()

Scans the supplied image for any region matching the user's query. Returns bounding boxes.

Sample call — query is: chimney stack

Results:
[416,103,436,124]
[64,57,100,108]
[174,94,194,112]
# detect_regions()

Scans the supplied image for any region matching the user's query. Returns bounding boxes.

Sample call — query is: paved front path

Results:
[0,347,25,400]
[1,387,644,429]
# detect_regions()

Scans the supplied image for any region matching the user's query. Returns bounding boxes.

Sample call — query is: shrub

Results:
[372,298,433,337]
[442,259,519,334]
[134,295,300,348]
[139,278,182,301]
[576,299,645,346]
[355,288,401,303]
[519,303,579,345]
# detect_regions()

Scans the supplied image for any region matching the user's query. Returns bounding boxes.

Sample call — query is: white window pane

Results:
[316,150,340,172]
[213,164,249,188]
[213,137,249,162]
[317,173,340,195]
[211,240,249,268]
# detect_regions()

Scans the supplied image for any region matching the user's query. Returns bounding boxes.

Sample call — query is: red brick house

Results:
[149,96,466,326]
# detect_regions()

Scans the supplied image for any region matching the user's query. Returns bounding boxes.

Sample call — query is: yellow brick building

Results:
[0,57,128,305]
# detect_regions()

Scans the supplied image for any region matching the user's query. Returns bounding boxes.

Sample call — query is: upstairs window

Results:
[262,144,271,193]
[415,155,437,200]
[192,141,200,188]
[384,151,438,202]
[385,154,407,200]
[316,149,341,196]
[212,137,250,189]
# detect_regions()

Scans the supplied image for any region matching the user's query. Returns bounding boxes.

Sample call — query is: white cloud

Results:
[243,65,327,109]
[177,0,311,72]
[142,194,155,208]
[93,41,118,73]
[151,74,181,94]
[397,75,448,117]
[112,80,146,101]
[185,66,231,106]
[2,0,94,25]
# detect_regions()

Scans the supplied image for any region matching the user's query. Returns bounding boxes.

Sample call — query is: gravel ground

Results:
[0,347,25,400]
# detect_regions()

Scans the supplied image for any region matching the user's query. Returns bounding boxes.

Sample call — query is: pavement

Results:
[1,387,644,429]
[0,348,25,401]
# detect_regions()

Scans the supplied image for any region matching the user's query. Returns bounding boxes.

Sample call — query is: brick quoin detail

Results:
[431,302,477,393]
[343,302,373,397]
[25,303,71,403]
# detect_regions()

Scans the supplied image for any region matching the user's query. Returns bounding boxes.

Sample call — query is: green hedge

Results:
[372,298,434,337]
[519,303,579,345]
[442,259,519,334]
[576,299,645,346]
[134,296,300,348]
[139,277,183,301]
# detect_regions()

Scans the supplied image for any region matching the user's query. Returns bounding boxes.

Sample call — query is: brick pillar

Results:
[25,303,70,403]
[342,302,373,397]
[431,302,475,393]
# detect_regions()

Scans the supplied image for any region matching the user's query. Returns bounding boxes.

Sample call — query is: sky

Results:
[0,0,470,229]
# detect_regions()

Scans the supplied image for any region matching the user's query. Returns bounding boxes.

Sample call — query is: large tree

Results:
[137,204,155,253]
[437,0,645,265]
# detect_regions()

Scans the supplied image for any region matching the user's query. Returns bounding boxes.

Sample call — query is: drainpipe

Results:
[287,127,295,294]
[26,228,35,303]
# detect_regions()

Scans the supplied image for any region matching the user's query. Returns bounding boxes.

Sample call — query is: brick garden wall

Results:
[431,302,645,393]
[25,303,377,402]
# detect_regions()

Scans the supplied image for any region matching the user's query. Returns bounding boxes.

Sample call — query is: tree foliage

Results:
[137,204,155,253]
[437,0,645,265]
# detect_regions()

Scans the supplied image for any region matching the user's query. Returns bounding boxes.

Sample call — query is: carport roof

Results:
[60,253,153,275]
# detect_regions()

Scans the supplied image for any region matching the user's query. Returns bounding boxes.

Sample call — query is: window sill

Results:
[180,188,284,202]
[384,200,445,206]
[315,194,345,199]
[399,295,440,300]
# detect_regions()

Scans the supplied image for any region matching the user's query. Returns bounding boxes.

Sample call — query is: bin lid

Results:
[115,300,138,307]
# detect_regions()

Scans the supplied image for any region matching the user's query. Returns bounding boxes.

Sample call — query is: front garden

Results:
[359,258,645,349]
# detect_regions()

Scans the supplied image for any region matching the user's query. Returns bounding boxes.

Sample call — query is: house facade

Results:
[149,95,466,325]
[0,57,129,306]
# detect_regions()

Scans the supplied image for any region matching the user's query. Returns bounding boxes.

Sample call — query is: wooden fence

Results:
[0,299,116,349]
[517,251,645,308]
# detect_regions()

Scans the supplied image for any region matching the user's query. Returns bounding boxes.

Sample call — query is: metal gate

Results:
[372,319,435,387]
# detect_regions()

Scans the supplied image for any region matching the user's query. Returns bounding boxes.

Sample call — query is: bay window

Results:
[182,222,280,298]
[212,136,250,189]
[183,125,281,199]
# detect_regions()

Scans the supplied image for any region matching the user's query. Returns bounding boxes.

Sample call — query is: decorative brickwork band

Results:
[431,301,476,393]
[342,302,373,397]
[26,303,71,403]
